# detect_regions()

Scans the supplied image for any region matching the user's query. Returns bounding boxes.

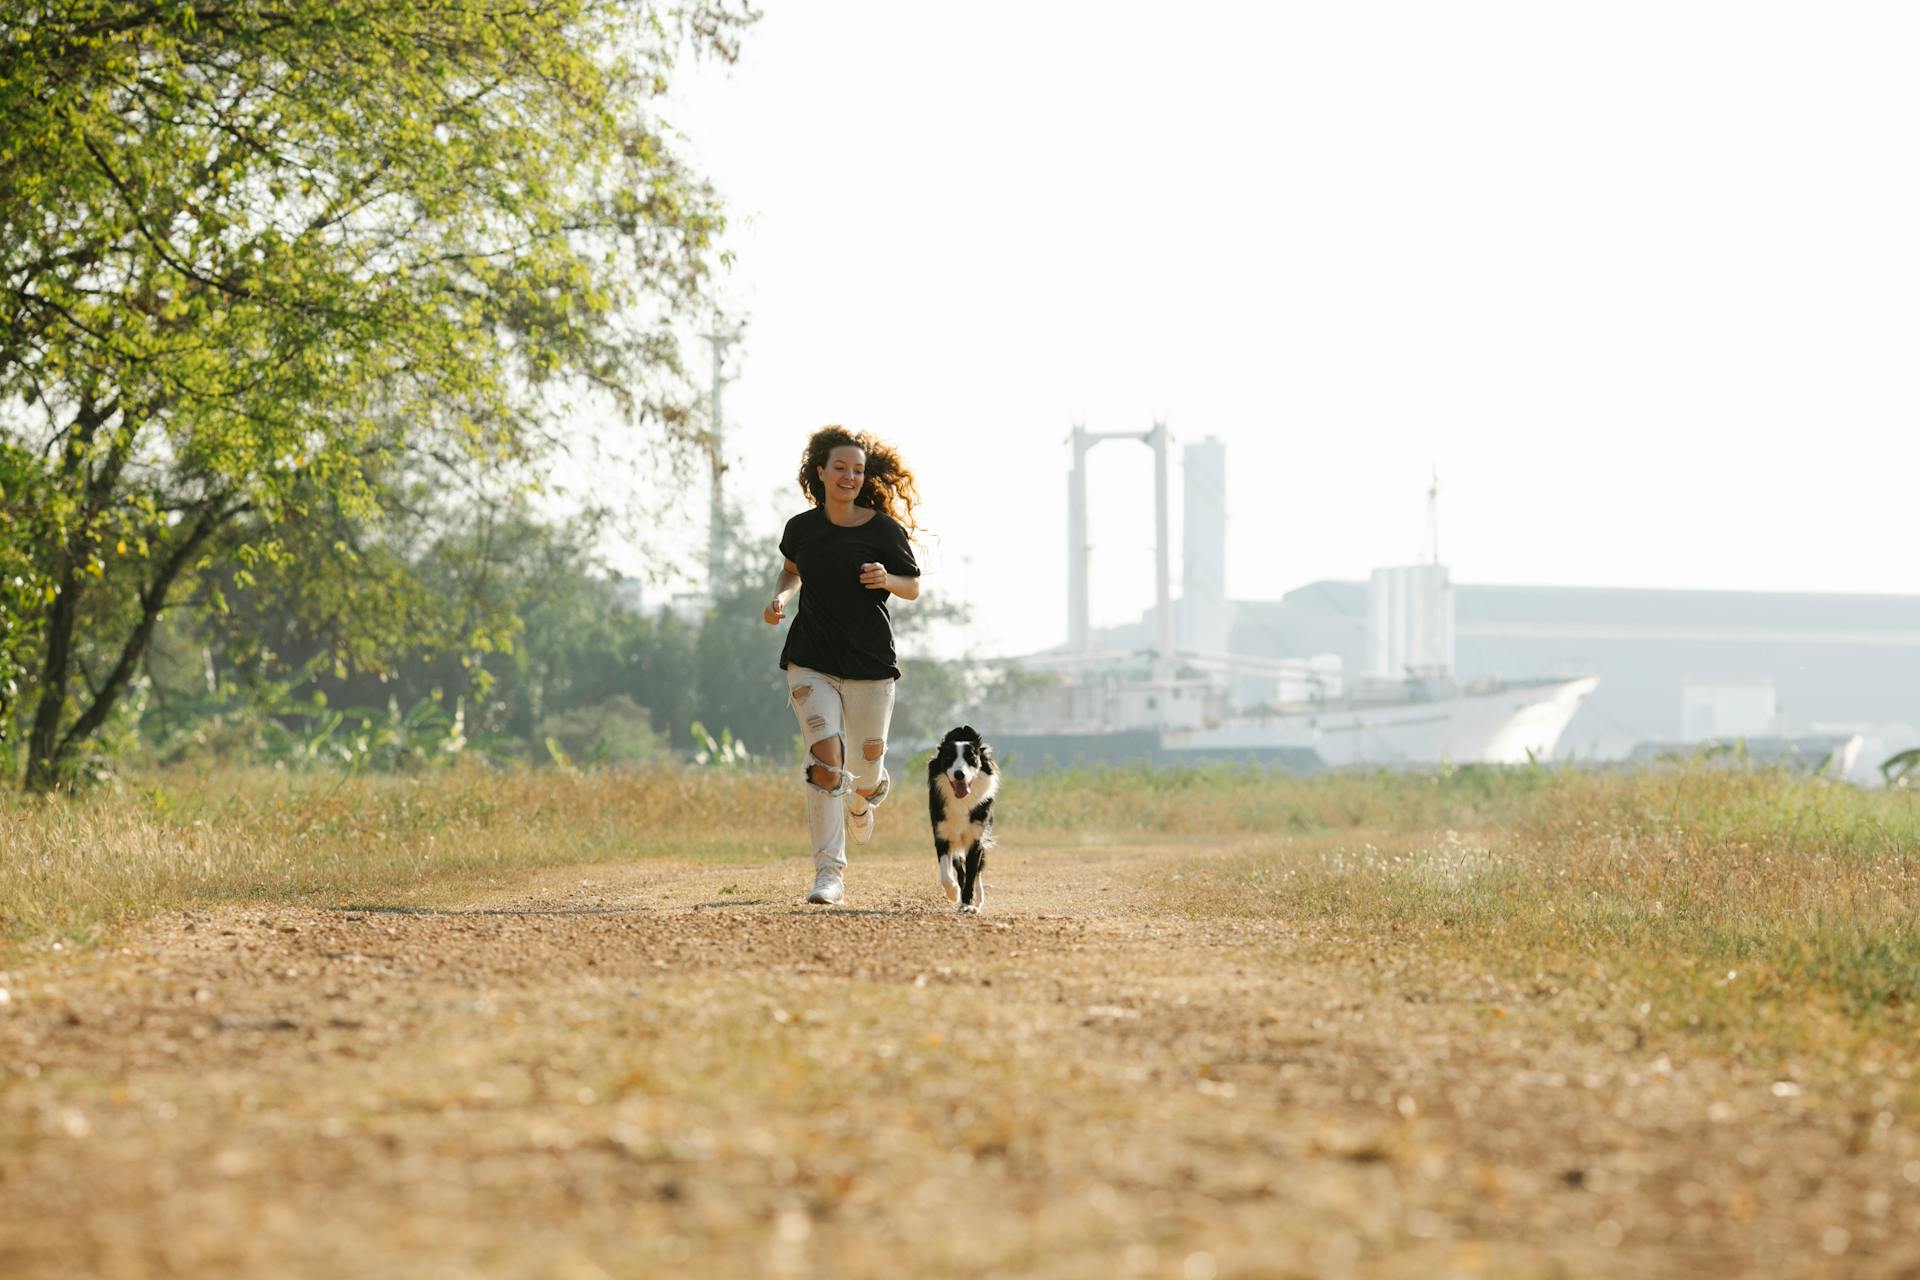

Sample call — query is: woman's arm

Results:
[858,562,919,601]
[763,559,801,625]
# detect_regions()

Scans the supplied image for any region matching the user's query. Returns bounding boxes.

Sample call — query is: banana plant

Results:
[689,720,750,768]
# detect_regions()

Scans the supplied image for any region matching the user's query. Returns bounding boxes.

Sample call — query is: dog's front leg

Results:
[935,837,959,903]
[960,842,987,914]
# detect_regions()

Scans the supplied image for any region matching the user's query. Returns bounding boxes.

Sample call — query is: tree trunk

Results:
[23,501,234,791]
[23,565,84,792]
[21,398,114,792]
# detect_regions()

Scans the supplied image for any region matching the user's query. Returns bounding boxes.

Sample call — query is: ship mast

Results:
[1421,466,1440,567]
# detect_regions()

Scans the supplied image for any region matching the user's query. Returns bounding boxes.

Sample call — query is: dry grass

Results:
[5,762,1915,1071]
[1142,770,1920,1078]
[1007,760,1552,838]
[0,766,800,942]
[2,761,1537,944]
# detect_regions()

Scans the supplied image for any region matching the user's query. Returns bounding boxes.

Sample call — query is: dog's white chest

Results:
[935,802,983,847]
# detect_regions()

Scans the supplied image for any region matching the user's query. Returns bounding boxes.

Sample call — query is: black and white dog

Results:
[927,725,998,913]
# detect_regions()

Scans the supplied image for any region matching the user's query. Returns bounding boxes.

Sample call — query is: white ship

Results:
[994,428,1598,771]
[992,649,1596,770]
[1198,675,1598,767]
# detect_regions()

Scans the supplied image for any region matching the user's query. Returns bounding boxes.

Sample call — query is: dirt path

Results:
[2,842,1915,1279]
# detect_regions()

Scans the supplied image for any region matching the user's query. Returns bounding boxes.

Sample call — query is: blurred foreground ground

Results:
[2,840,1915,1279]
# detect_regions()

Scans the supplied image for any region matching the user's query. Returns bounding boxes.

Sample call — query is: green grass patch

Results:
[1143,769,1920,1069]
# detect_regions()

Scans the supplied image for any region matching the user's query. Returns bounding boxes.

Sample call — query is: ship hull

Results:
[986,676,1598,772]
[1166,676,1598,767]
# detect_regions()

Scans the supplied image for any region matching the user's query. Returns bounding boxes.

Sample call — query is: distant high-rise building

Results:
[1178,437,1228,654]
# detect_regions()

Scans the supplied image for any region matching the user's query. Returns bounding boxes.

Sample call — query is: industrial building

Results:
[1069,435,1920,775]
[1221,582,1920,766]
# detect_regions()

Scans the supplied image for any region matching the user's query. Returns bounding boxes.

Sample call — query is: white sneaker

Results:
[805,866,845,905]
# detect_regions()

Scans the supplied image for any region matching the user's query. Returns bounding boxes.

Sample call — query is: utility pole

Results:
[705,332,736,597]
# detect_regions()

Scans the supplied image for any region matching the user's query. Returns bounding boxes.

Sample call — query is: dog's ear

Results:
[979,742,996,774]
[956,724,979,742]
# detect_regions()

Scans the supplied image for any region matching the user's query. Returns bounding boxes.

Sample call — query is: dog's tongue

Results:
[952,777,970,799]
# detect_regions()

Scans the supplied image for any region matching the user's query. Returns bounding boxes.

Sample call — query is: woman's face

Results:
[818,445,867,502]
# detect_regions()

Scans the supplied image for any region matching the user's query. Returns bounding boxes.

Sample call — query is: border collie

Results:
[927,725,998,913]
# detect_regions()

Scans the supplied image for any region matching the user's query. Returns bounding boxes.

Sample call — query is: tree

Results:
[0,0,752,788]
[146,497,720,767]
[0,441,53,770]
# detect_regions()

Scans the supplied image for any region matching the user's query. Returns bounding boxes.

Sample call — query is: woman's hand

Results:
[766,561,800,623]
[859,562,890,591]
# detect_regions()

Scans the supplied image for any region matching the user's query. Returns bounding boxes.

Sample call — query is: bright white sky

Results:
[630,0,1919,658]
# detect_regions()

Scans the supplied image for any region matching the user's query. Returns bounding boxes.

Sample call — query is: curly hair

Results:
[796,426,921,533]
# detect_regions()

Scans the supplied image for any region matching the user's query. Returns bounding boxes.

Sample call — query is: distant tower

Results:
[1178,437,1228,654]
[1150,418,1172,672]
[1065,420,1172,662]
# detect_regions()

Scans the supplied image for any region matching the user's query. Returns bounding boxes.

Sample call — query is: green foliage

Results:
[0,441,53,761]
[0,0,753,786]
[17,471,989,777]
[540,695,666,768]
[686,579,791,757]
[137,654,500,772]
[334,695,470,773]
[132,508,794,771]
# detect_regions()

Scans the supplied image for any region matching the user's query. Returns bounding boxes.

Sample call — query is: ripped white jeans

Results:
[784,664,896,871]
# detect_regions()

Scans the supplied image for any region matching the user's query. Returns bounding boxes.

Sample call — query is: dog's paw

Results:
[944,881,960,903]
[959,902,979,915]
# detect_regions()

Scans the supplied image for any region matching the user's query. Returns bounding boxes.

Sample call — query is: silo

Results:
[1368,564,1454,678]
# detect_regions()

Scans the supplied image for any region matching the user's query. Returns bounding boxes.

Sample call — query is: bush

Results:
[537,695,667,767]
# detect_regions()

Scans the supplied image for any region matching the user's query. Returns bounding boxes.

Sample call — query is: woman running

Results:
[763,427,922,905]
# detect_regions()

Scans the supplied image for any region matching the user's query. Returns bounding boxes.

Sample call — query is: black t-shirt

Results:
[778,507,921,680]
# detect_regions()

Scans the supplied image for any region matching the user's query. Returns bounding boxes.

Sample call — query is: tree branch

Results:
[80,133,259,303]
